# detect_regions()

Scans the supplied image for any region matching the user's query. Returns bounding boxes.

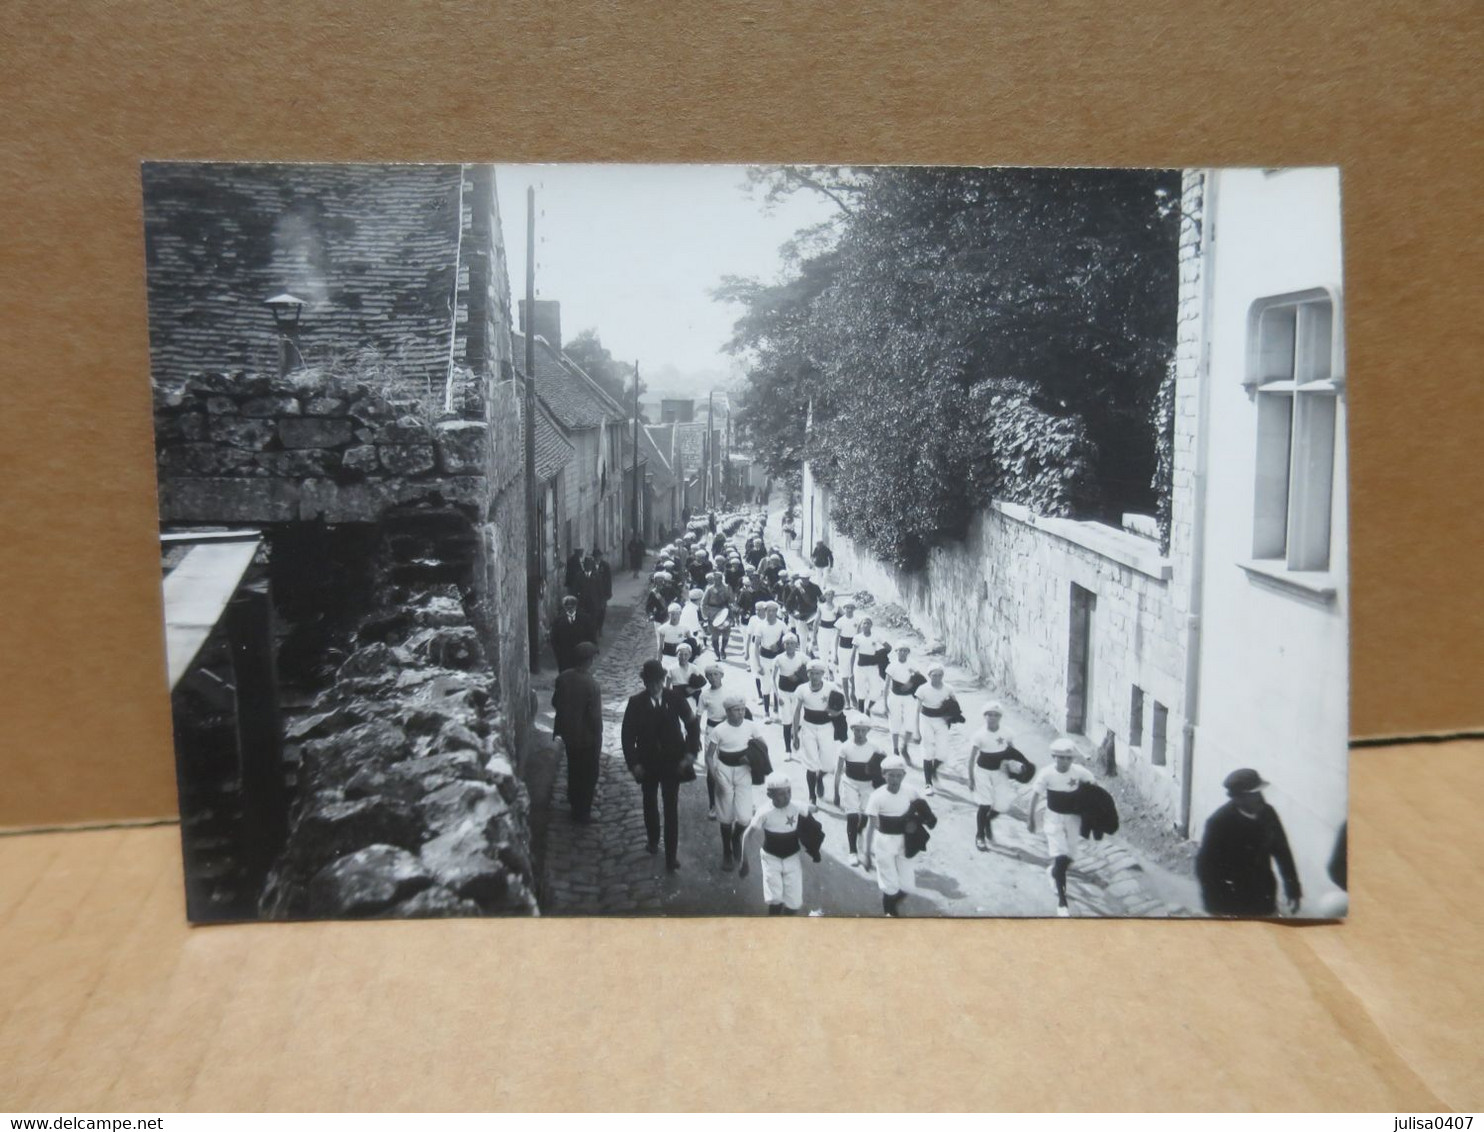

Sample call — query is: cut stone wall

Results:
[812,489,1191,826]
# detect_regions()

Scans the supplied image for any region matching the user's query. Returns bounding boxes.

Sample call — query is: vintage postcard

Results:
[144,162,1348,921]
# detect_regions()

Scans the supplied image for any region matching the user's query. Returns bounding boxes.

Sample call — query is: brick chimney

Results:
[518,299,562,349]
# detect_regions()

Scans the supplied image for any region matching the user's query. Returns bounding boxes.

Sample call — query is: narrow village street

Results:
[529,502,1197,918]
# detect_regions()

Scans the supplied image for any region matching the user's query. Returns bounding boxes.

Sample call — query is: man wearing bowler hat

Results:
[621,659,699,873]
[1195,768,1303,917]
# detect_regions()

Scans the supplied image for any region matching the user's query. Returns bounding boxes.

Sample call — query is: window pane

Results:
[1296,300,1334,383]
[1151,702,1168,767]
[1253,391,1294,559]
[1288,391,1337,571]
[1257,305,1297,383]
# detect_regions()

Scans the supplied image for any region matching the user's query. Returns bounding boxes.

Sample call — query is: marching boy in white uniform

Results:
[1026,737,1096,917]
[706,694,765,871]
[883,643,922,761]
[833,711,883,866]
[864,755,921,917]
[739,770,813,915]
[966,701,1026,851]
[791,659,843,807]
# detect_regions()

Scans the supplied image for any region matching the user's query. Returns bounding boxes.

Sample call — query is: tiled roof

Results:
[534,397,574,484]
[142,163,465,395]
[512,333,625,430]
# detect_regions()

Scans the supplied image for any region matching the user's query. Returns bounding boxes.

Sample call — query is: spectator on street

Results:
[551,641,603,823]
[565,548,585,597]
[1195,768,1303,917]
[592,549,614,632]
[620,659,698,873]
[628,534,646,578]
[579,555,606,636]
[549,595,597,672]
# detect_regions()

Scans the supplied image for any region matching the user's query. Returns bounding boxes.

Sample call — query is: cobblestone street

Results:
[529,508,1197,918]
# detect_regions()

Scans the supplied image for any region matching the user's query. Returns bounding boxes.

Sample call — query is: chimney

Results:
[518,299,562,350]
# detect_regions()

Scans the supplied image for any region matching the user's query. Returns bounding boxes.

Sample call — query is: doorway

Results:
[1067,583,1096,734]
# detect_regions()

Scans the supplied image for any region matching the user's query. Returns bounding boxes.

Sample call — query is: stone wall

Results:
[478,379,533,758]
[155,367,495,524]
[812,484,1192,825]
[259,565,538,919]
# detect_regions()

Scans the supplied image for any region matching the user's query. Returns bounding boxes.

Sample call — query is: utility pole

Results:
[524,187,540,672]
[705,390,715,509]
[631,361,641,552]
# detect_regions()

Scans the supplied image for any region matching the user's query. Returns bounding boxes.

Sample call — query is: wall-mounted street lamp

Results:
[263,292,307,378]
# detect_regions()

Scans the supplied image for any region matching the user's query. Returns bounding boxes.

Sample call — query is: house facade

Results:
[1183,167,1348,880]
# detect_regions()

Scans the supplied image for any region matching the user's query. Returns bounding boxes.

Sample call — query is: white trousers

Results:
[713,761,756,825]
[1044,809,1081,860]
[855,664,884,704]
[887,692,915,735]
[796,721,834,773]
[762,850,803,909]
[873,834,910,894]
[919,716,953,762]
[840,775,875,813]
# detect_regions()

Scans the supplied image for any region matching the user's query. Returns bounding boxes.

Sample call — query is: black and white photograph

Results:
[144,162,1348,922]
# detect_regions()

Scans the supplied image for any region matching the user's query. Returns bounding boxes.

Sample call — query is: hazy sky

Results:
[495,165,838,387]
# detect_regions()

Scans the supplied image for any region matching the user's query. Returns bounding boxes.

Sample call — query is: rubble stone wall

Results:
[260,572,538,919]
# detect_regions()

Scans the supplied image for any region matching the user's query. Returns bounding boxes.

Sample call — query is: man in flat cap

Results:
[551,641,603,823]
[1195,768,1303,917]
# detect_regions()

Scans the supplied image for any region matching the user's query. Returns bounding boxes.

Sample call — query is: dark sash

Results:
[661,642,680,656]
[920,702,953,718]
[759,643,784,660]
[1046,788,1078,815]
[777,670,806,693]
[802,707,833,725]
[876,812,908,835]
[890,680,916,696]
[837,634,854,649]
[844,761,874,782]
[717,749,749,768]
[762,829,800,859]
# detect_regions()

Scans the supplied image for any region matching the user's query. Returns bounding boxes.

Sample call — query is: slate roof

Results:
[534,397,574,484]
[142,163,466,394]
[512,333,626,430]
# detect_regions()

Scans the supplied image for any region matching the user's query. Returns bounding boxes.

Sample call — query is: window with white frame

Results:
[1246,288,1342,572]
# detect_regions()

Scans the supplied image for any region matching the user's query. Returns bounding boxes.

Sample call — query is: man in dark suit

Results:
[552,641,603,823]
[565,548,585,597]
[620,659,699,872]
[592,548,614,634]
[1196,768,1303,917]
[550,595,597,672]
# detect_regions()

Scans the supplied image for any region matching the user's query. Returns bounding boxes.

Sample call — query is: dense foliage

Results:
[722,166,1180,570]
[563,328,644,416]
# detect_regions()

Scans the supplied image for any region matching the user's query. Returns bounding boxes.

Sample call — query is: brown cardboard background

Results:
[1,740,1479,1111]
[0,1,1481,1113]
[0,0,1480,828]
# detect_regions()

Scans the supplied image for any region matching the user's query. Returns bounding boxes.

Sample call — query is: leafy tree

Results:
[722,165,1180,570]
[562,328,644,415]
